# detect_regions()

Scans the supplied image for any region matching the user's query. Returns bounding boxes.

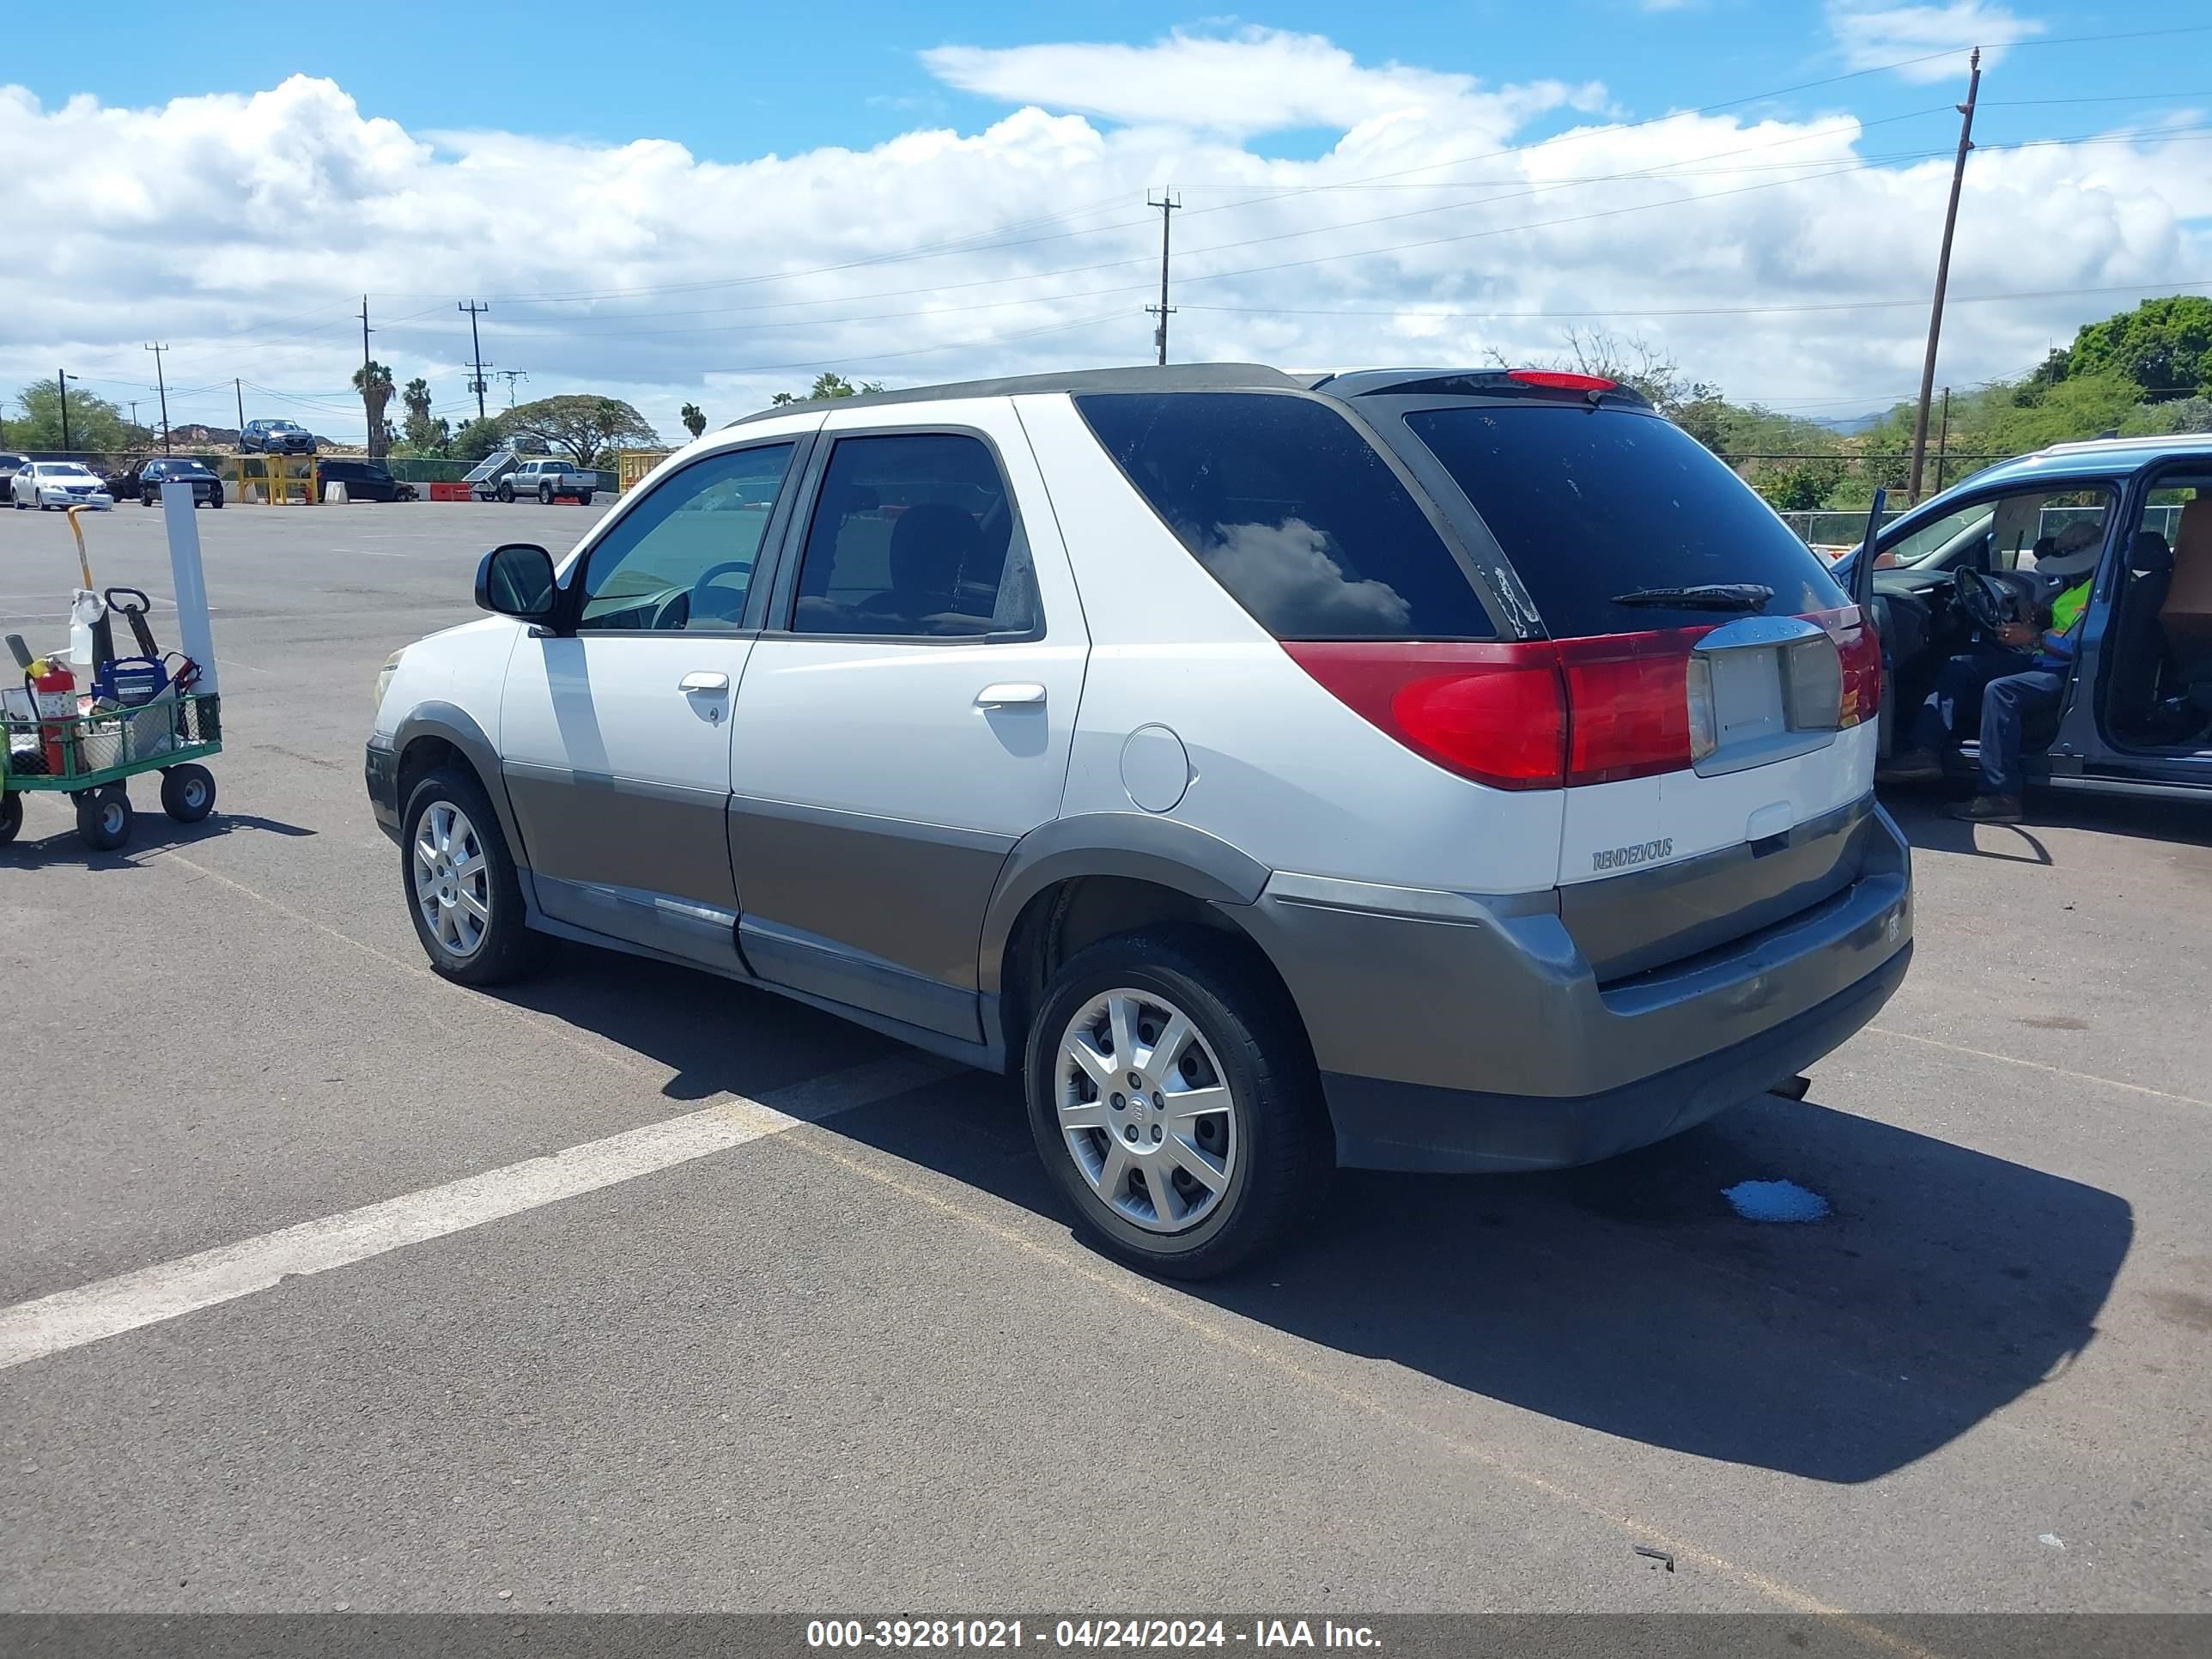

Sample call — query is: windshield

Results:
[1400,404,1847,636]
[46,464,94,478]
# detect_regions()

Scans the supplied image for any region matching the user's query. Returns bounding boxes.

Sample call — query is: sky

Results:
[4,0,2210,445]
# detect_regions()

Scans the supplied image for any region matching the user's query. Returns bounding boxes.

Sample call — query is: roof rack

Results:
[728,362,1304,425]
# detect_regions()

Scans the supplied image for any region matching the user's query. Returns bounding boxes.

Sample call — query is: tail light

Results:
[1809,606,1881,728]
[1284,628,1711,791]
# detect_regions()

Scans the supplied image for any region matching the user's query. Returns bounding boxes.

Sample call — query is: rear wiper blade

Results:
[1608,583,1774,611]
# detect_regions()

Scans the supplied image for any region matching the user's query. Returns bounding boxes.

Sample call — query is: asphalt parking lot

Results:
[2,500,2209,1620]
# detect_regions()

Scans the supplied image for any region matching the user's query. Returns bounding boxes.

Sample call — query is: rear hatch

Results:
[1371,380,1879,978]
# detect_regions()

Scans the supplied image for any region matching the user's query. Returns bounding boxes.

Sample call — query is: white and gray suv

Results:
[367,364,1914,1276]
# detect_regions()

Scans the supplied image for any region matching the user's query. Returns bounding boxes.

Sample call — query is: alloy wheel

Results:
[411,800,492,957]
[1055,988,1238,1234]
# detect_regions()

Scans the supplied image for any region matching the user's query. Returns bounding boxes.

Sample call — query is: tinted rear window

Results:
[1077,392,1492,640]
[1401,405,1845,636]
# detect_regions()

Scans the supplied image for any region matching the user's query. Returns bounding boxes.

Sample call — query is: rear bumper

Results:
[1239,801,1913,1173]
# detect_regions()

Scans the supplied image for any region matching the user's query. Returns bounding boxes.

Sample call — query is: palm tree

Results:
[353,360,395,459]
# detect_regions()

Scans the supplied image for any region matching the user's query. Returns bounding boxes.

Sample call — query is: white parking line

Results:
[0,1054,947,1372]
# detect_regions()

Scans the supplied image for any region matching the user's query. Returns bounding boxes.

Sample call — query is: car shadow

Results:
[1881,782,2212,854]
[500,939,2133,1486]
[1,810,317,869]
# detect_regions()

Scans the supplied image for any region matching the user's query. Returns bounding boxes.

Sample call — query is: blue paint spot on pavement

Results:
[1723,1178,1830,1223]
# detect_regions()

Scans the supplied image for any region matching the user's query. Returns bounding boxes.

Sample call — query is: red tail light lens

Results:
[1556,629,1711,785]
[1282,642,1566,789]
[1810,606,1882,728]
[1283,628,1710,791]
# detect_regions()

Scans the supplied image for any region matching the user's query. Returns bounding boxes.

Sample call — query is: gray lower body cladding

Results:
[1238,803,1914,1173]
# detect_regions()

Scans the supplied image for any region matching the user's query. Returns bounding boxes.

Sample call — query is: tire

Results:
[578,491,593,507]
[76,785,132,852]
[0,791,21,845]
[143,488,157,507]
[1024,928,1333,1279]
[210,490,224,508]
[538,482,554,505]
[400,765,550,986]
[160,763,216,823]
[496,481,515,504]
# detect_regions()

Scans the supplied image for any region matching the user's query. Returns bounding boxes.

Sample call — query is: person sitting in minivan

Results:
[1882,520,2101,822]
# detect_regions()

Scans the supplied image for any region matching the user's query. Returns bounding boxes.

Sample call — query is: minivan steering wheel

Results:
[1955,567,2010,634]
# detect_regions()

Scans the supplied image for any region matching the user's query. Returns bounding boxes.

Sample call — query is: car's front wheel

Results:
[401,766,550,986]
[496,481,515,503]
[1024,929,1333,1279]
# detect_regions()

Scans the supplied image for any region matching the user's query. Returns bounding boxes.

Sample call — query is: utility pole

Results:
[58,370,71,453]
[459,301,491,421]
[1934,387,1952,494]
[235,378,246,434]
[1146,191,1181,366]
[145,343,172,453]
[360,295,379,458]
[498,369,528,407]
[129,400,141,434]
[1908,48,1980,505]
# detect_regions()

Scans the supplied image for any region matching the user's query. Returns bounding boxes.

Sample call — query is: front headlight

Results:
[374,648,404,714]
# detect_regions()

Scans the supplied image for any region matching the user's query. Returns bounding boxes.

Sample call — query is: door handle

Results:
[680,672,730,693]
[975,683,1046,708]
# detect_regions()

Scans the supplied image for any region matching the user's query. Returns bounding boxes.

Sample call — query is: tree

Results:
[501,394,661,469]
[452,416,507,465]
[401,378,443,453]
[2067,295,2212,403]
[770,373,886,406]
[9,380,136,453]
[353,359,395,459]
[680,401,707,439]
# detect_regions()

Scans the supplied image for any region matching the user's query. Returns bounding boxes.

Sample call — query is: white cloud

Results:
[3,32,2206,446]
[1825,3,2045,83]
[922,27,1599,140]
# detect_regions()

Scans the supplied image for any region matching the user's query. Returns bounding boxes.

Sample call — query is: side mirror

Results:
[476,543,560,624]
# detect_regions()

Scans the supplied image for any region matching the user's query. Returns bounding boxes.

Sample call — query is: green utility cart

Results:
[0,690,222,851]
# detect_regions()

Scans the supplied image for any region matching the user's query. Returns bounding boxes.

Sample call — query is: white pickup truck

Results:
[492,457,598,505]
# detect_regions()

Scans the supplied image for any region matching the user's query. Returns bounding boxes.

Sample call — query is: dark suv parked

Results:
[112,457,224,507]
[318,459,418,502]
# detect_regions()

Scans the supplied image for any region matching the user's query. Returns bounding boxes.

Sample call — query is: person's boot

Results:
[1950,793,2023,823]
[1877,746,1944,782]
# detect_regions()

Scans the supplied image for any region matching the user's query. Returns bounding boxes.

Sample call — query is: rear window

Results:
[1076,391,1492,640]
[1401,405,1845,637]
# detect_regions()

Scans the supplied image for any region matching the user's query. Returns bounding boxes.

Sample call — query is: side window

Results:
[789,432,1037,638]
[1077,392,1492,640]
[576,442,795,632]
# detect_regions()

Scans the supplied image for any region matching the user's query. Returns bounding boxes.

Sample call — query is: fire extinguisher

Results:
[26,658,76,779]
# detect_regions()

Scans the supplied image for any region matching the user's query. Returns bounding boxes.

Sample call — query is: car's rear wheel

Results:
[538,482,554,505]
[0,791,21,844]
[578,491,593,507]
[1024,929,1332,1279]
[401,766,550,986]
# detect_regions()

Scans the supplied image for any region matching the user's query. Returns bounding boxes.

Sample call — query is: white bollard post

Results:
[162,480,219,698]
[324,481,349,504]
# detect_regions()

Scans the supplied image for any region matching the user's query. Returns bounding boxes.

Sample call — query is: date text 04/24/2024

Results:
[805,1620,1382,1650]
